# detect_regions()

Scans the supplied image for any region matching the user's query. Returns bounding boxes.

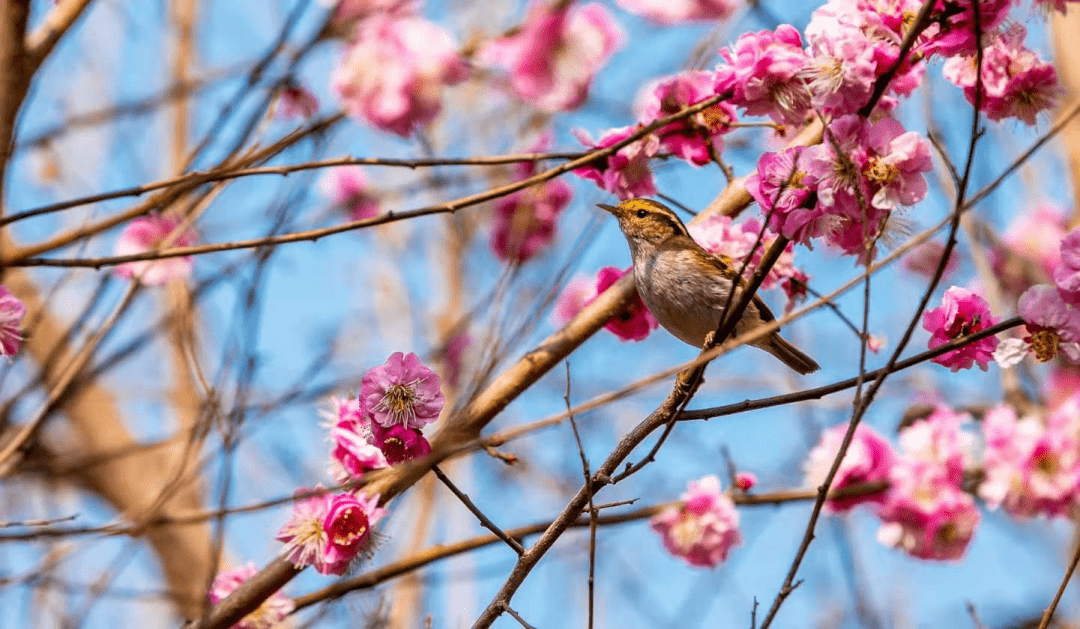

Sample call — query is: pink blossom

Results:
[114,214,198,285]
[897,406,975,484]
[552,275,596,327]
[319,166,381,221]
[877,460,980,561]
[477,3,623,112]
[941,25,1061,125]
[1014,285,1080,363]
[687,214,803,295]
[322,492,386,575]
[332,16,468,136]
[370,422,432,464]
[804,423,894,513]
[1054,227,1080,305]
[361,352,445,428]
[734,472,756,492]
[274,83,319,120]
[208,563,294,629]
[636,70,736,166]
[902,241,959,280]
[615,0,737,24]
[276,488,331,571]
[1044,364,1080,409]
[999,203,1066,288]
[591,266,658,341]
[650,475,741,568]
[489,136,573,263]
[979,403,1080,518]
[719,25,811,125]
[745,146,825,246]
[921,287,999,371]
[803,22,878,116]
[0,286,25,358]
[572,126,658,199]
[329,411,388,483]
[924,0,1012,57]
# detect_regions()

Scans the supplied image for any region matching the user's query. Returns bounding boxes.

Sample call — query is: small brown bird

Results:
[599,198,819,374]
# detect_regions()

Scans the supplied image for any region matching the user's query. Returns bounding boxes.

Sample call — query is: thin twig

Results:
[431,465,523,555]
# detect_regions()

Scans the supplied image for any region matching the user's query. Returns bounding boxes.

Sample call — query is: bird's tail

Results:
[755,333,820,375]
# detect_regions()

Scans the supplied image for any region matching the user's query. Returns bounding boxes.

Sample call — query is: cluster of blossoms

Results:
[806,409,979,561]
[208,563,294,629]
[319,165,382,221]
[553,268,659,341]
[330,4,468,136]
[275,352,444,575]
[0,285,26,358]
[113,214,198,286]
[489,135,574,263]
[649,475,742,568]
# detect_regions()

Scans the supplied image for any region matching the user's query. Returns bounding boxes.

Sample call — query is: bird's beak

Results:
[597,203,620,216]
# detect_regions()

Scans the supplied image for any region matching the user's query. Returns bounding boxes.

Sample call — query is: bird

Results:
[598,197,820,374]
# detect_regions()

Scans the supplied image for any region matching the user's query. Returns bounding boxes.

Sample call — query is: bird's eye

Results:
[636,209,648,218]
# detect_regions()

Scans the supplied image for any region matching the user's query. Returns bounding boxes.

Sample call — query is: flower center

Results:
[863,156,899,187]
[377,381,421,425]
[699,104,733,133]
[331,507,369,548]
[283,517,326,565]
[1028,329,1060,362]
[1035,452,1059,475]
[946,314,979,339]
[670,513,704,551]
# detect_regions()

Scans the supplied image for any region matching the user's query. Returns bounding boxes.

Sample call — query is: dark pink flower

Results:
[0,285,26,358]
[591,266,658,341]
[114,214,198,285]
[478,2,623,112]
[329,409,388,484]
[370,422,431,464]
[979,402,1080,519]
[650,475,741,568]
[552,275,596,327]
[1055,227,1080,305]
[572,126,659,199]
[719,25,811,125]
[322,492,386,575]
[804,423,894,513]
[276,488,331,571]
[274,83,319,120]
[734,472,756,492]
[208,562,294,629]
[361,352,445,428]
[615,0,736,24]
[319,166,380,221]
[636,70,736,166]
[941,24,1061,125]
[924,0,1012,57]
[922,287,999,371]
[332,16,468,136]
[745,146,824,246]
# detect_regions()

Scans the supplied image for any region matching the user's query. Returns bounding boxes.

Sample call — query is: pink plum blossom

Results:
[114,214,198,285]
[321,492,386,575]
[1054,227,1080,305]
[274,83,319,120]
[924,0,1012,57]
[897,406,975,484]
[734,471,756,492]
[688,214,804,298]
[591,266,658,341]
[1011,285,1080,364]
[636,70,736,166]
[489,135,573,263]
[0,286,25,358]
[477,3,623,112]
[979,403,1080,518]
[615,0,737,24]
[332,16,468,136]
[370,422,432,464]
[650,475,741,568]
[876,460,980,561]
[719,25,812,125]
[941,24,1061,125]
[802,21,878,116]
[745,146,825,247]
[1044,364,1080,409]
[902,241,959,280]
[922,287,999,371]
[804,423,894,512]
[208,563,294,629]
[361,352,445,429]
[572,126,659,199]
[329,409,388,483]
[319,166,381,221]
[276,488,331,571]
[552,275,596,327]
